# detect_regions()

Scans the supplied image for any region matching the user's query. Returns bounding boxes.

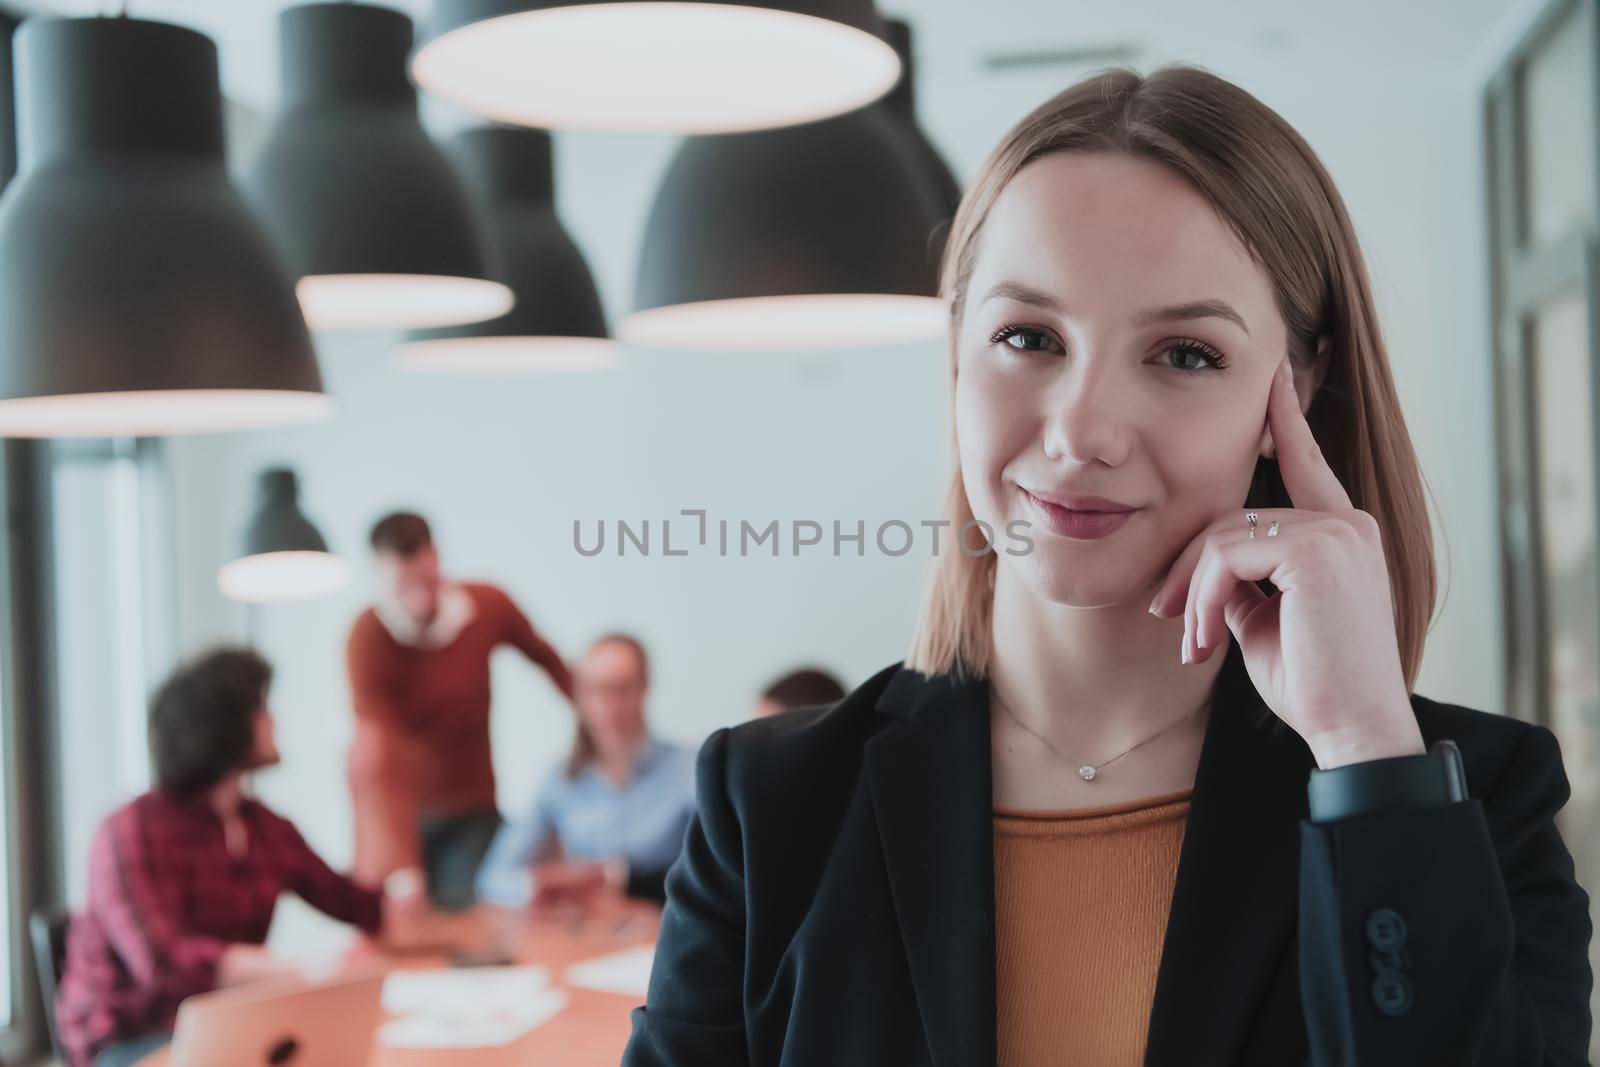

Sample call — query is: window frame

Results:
[1484,2,1600,1062]
[1485,0,1600,725]
[0,440,65,1064]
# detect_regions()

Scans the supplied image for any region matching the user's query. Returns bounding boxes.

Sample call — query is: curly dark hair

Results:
[148,646,272,797]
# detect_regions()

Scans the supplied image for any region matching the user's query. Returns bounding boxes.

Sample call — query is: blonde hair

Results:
[906,64,1437,693]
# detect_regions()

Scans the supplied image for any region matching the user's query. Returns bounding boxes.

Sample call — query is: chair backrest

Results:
[29,906,71,1061]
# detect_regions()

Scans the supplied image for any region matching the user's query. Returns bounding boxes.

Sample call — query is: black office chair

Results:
[29,905,71,1063]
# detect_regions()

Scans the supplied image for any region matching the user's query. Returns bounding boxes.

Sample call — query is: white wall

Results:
[169,330,953,950]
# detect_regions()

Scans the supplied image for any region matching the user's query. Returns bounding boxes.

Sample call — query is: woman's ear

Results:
[1260,333,1332,460]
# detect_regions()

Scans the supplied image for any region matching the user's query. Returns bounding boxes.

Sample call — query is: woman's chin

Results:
[1003,555,1150,610]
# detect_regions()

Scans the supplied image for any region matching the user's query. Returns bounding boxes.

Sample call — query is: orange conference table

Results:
[135,900,660,1067]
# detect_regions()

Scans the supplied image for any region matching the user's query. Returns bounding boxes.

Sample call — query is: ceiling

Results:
[12,0,1550,335]
[25,0,1536,120]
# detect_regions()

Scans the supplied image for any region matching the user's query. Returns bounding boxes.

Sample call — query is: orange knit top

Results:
[993,786,1194,1067]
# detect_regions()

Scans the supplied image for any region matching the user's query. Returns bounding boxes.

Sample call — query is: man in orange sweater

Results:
[346,511,575,908]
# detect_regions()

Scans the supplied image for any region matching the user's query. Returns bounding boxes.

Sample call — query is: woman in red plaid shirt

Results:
[54,646,424,1067]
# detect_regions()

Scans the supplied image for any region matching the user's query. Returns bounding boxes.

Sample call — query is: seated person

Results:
[475,633,695,911]
[753,665,847,718]
[54,646,424,1067]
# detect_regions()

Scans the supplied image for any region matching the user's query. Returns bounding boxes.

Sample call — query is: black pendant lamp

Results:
[0,9,18,186]
[619,19,953,351]
[412,0,901,134]
[0,17,330,438]
[399,127,617,374]
[218,468,348,603]
[243,3,512,332]
[882,18,961,220]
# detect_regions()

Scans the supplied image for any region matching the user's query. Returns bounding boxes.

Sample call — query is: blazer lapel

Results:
[863,639,1314,1067]
[1144,638,1317,1064]
[865,666,997,1067]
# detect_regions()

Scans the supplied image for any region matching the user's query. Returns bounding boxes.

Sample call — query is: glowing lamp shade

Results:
[219,469,348,604]
[399,127,618,374]
[620,18,958,351]
[621,107,952,351]
[621,294,946,351]
[219,551,349,603]
[0,17,329,438]
[296,274,512,332]
[243,3,509,333]
[0,392,331,439]
[412,1,901,134]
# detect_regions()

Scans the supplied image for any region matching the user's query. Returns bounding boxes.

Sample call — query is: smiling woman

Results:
[622,64,1593,1067]
[918,110,1416,691]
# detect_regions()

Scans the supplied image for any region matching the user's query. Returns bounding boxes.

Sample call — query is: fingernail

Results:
[1180,637,1189,665]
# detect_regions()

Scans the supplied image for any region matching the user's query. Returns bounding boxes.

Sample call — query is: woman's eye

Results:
[989,325,1059,354]
[1163,340,1229,373]
[986,325,1229,373]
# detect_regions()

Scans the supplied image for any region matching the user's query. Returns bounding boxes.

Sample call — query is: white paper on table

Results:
[377,987,569,1049]
[380,965,553,1019]
[564,945,656,998]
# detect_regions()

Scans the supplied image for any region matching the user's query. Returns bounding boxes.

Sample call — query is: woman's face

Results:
[954,150,1290,608]
[575,641,648,758]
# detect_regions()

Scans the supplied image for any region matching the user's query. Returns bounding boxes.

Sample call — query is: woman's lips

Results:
[1023,490,1138,540]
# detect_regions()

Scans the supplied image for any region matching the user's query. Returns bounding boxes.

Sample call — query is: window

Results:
[0,438,61,1062]
[1521,0,1596,248]
[0,437,172,1060]
[52,441,170,902]
[1486,0,1600,1058]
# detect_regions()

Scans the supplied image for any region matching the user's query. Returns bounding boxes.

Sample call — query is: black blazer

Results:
[622,639,1594,1066]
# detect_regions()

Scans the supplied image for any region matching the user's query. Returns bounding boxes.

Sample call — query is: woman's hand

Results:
[1147,356,1426,769]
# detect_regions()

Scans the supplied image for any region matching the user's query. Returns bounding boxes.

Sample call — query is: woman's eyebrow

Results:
[980,281,1063,311]
[980,282,1251,338]
[1133,299,1251,337]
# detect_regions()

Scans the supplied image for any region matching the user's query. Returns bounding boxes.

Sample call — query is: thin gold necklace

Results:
[991,688,1210,782]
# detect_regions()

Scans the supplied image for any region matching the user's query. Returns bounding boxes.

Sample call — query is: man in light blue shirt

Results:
[476,633,697,908]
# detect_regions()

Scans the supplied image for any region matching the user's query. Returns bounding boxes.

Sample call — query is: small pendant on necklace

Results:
[1078,765,1097,781]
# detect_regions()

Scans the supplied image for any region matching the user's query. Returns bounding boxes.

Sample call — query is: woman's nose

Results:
[1040,363,1132,466]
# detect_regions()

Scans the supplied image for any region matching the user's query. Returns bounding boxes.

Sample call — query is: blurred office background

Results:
[0,0,1596,1062]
